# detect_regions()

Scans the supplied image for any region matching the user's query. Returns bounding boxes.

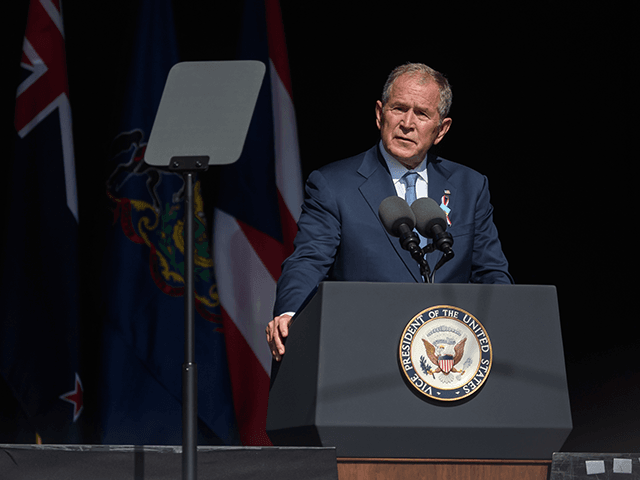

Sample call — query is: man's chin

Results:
[388,148,421,169]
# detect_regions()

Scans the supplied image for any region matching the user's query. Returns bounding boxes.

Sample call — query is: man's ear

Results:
[434,117,452,145]
[375,100,383,130]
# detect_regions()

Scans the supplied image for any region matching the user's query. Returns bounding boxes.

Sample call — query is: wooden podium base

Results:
[337,457,551,480]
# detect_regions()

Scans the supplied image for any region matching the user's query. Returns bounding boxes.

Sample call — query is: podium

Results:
[267,282,572,463]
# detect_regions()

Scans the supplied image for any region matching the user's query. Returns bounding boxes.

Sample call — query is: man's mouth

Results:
[395,136,415,144]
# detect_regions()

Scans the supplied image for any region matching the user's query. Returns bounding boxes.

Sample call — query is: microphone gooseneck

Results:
[378,196,431,283]
[411,197,455,281]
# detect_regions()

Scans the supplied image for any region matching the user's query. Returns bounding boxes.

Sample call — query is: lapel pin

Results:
[440,192,452,227]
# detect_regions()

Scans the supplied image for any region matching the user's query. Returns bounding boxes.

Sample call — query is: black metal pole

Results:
[182,171,197,480]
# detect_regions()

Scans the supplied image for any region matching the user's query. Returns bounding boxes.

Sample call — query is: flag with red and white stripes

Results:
[214,0,302,445]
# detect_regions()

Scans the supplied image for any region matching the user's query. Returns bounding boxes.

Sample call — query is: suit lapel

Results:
[357,146,395,214]
[357,146,422,282]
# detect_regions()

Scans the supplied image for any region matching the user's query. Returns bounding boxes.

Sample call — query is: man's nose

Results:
[399,112,415,129]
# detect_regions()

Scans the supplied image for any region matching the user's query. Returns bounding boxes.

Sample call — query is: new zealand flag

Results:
[0,0,85,443]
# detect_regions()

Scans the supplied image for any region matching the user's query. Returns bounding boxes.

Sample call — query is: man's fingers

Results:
[277,316,290,339]
[266,314,292,361]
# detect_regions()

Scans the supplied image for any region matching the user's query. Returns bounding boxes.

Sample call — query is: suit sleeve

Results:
[273,169,341,315]
[469,175,514,284]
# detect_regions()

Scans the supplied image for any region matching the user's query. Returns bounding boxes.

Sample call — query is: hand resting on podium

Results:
[266,313,293,362]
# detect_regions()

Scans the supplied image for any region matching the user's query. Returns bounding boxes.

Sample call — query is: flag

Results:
[214,0,303,445]
[99,0,237,445]
[0,0,85,443]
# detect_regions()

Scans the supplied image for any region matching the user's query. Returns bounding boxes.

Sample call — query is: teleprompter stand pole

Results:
[170,156,209,480]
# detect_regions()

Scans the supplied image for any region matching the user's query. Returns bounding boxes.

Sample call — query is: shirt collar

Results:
[378,140,428,185]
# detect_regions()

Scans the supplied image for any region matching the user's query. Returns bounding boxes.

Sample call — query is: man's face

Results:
[376,74,452,169]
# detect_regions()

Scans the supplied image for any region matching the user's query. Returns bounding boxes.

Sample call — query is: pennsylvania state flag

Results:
[98,0,237,444]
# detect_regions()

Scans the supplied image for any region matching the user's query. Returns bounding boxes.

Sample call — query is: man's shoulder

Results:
[316,145,377,175]
[303,147,379,187]
[429,153,487,182]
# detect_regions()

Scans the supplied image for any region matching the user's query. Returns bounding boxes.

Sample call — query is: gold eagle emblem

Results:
[422,337,467,377]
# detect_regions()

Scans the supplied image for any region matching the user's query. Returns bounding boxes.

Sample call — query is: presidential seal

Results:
[399,305,492,401]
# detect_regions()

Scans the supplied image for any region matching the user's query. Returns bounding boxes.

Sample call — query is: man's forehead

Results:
[392,73,432,90]
[387,76,439,106]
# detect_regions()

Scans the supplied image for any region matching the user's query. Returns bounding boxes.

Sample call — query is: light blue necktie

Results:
[403,171,426,247]
[404,171,418,206]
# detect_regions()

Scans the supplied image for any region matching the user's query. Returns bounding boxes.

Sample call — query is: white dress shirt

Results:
[378,140,428,201]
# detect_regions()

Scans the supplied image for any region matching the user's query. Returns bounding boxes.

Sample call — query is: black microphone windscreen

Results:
[378,196,416,237]
[411,197,447,238]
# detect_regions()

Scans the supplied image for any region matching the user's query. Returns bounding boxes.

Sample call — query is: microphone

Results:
[379,196,431,282]
[411,197,454,256]
[378,196,419,250]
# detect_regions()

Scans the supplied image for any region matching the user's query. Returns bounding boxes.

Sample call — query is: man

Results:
[266,63,512,361]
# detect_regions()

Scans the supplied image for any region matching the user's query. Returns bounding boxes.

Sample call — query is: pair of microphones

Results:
[378,196,454,283]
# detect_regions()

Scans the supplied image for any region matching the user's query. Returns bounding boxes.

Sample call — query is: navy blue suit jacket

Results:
[274,145,512,315]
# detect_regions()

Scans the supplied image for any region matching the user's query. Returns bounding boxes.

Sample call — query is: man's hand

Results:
[266,314,293,362]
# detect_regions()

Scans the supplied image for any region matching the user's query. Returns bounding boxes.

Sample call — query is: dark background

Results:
[3,1,636,451]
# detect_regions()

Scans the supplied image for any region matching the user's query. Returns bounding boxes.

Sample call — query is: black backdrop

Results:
[3,0,636,452]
